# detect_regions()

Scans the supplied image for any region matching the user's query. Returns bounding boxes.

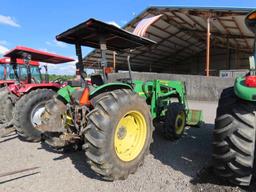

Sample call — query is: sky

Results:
[0,0,256,75]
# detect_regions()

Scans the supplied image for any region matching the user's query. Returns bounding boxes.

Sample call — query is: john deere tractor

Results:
[37,18,202,180]
[212,10,256,186]
[0,46,74,140]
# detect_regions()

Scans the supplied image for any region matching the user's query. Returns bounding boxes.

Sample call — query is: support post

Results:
[75,44,87,85]
[113,51,116,72]
[206,17,211,77]
[99,38,108,82]
[10,57,19,83]
[22,53,32,83]
[127,54,133,83]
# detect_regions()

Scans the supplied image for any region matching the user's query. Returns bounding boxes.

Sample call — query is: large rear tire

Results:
[83,89,154,180]
[14,89,55,142]
[212,87,256,186]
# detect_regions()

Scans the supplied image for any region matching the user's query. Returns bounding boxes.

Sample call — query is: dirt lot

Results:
[0,101,254,192]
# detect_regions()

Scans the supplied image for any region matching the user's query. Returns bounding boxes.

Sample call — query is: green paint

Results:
[56,79,202,126]
[90,82,132,96]
[57,85,77,103]
[132,79,202,125]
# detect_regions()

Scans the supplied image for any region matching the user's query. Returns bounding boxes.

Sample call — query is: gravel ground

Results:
[0,100,254,192]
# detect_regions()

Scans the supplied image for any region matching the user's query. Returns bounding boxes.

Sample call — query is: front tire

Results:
[163,102,186,140]
[212,87,256,186]
[14,89,55,142]
[83,89,154,180]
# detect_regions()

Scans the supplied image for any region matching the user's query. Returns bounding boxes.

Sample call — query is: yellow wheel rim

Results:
[175,111,186,135]
[114,111,147,162]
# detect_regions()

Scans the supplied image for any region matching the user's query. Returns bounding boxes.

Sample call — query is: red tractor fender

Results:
[8,82,64,97]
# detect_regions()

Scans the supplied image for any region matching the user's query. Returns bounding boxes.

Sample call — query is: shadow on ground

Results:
[151,123,256,192]
[40,142,104,181]
[150,123,214,178]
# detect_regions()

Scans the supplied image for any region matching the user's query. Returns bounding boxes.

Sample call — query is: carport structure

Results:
[83,6,255,76]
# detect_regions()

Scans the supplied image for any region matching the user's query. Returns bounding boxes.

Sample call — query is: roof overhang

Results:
[83,6,256,71]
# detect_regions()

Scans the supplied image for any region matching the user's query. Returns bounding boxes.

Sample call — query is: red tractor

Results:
[0,57,40,124]
[1,46,74,141]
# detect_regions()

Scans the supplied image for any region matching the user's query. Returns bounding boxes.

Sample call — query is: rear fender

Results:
[89,82,133,99]
[9,83,62,97]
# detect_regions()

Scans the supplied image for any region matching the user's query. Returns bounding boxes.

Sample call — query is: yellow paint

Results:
[175,111,186,135]
[114,111,147,162]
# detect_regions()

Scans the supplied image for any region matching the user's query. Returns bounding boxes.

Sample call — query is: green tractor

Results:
[212,10,256,186]
[37,18,202,180]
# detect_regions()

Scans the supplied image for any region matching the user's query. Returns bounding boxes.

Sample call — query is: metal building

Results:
[83,6,255,76]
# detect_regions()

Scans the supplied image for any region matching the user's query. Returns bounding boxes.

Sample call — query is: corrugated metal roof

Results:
[83,6,256,72]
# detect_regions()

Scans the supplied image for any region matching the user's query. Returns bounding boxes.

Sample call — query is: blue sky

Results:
[0,0,256,75]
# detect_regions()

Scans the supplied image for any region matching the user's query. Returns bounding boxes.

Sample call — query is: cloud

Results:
[0,40,9,55]
[0,15,20,27]
[46,40,67,48]
[107,21,120,28]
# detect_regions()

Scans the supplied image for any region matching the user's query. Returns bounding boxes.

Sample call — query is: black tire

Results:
[14,89,55,142]
[2,93,18,123]
[0,87,9,123]
[212,87,256,186]
[163,102,186,140]
[83,89,154,180]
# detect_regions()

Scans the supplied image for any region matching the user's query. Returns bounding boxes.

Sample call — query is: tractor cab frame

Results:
[0,57,39,87]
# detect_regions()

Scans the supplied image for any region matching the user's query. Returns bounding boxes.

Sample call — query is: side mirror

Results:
[245,11,256,33]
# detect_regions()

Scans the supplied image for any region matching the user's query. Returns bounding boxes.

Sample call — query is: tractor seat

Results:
[91,74,104,86]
